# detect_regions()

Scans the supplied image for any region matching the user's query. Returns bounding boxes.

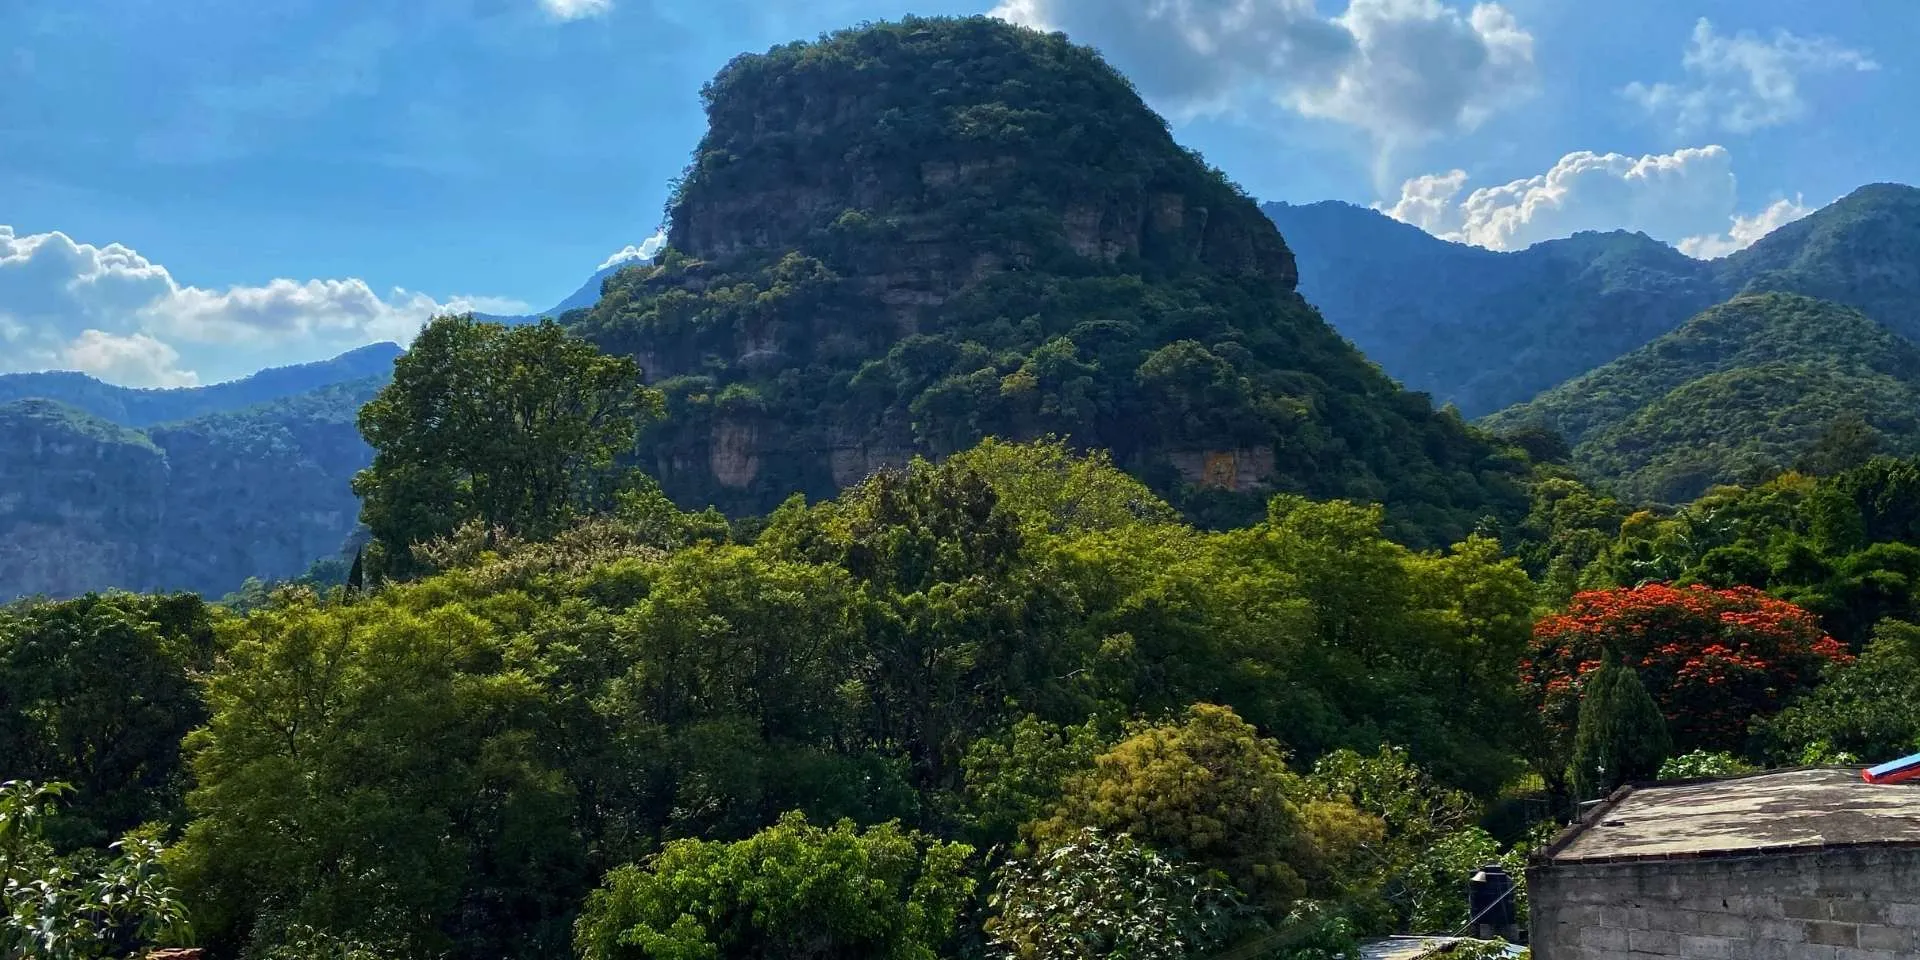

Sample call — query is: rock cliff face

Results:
[571,15,1526,543]
[0,378,382,601]
[0,401,169,598]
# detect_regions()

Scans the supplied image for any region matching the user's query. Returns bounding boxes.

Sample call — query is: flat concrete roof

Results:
[1544,767,1920,864]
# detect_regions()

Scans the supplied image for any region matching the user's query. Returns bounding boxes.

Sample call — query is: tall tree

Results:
[1570,656,1672,802]
[352,315,662,578]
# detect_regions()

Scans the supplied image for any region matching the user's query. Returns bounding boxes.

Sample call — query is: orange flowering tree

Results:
[1524,584,1851,753]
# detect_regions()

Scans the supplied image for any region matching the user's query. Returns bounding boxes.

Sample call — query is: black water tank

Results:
[1468,863,1517,933]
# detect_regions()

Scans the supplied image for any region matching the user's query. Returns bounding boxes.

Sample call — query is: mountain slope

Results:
[1716,183,1920,339]
[1263,183,1920,417]
[0,342,402,427]
[0,378,385,601]
[567,15,1527,544]
[1263,201,1723,415]
[1484,293,1920,502]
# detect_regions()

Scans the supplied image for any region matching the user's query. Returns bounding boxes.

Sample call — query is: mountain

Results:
[1263,201,1724,416]
[1716,183,1920,339]
[0,378,384,601]
[0,342,402,427]
[1263,183,1920,417]
[566,15,1528,545]
[1483,293,1920,503]
[475,263,633,325]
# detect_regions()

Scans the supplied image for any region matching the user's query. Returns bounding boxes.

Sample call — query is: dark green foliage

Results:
[570,16,1526,548]
[1486,294,1920,503]
[1523,458,1920,646]
[0,593,217,849]
[573,813,974,960]
[1717,183,1920,342]
[1765,619,1920,763]
[353,315,663,579]
[1570,658,1672,801]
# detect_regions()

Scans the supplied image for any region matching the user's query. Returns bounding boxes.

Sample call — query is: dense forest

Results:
[0,373,383,601]
[1485,293,1920,503]
[6,13,1920,960]
[9,306,1919,958]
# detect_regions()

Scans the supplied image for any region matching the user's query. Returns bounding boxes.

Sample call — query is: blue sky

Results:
[2,0,1914,385]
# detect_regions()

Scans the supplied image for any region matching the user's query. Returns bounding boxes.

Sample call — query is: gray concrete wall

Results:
[1529,846,1920,959]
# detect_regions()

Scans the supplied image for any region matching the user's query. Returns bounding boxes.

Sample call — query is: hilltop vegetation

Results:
[570,16,1527,545]
[1266,183,1920,416]
[1486,293,1920,502]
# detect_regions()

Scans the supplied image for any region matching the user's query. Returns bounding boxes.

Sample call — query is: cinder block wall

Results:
[1529,846,1920,959]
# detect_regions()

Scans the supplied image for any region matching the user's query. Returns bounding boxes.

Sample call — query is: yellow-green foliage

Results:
[1033,703,1382,907]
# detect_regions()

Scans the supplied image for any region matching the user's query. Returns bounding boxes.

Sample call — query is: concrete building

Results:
[1528,767,1920,958]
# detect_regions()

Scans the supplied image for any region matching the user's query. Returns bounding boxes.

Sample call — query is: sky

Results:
[2,0,1914,386]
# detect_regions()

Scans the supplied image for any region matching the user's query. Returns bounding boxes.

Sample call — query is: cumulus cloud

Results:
[597,229,669,270]
[0,224,511,386]
[991,0,1535,149]
[1379,146,1811,257]
[540,0,612,21]
[1677,195,1814,260]
[1623,19,1878,134]
[63,331,200,388]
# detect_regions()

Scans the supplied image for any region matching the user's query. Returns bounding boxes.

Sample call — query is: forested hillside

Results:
[569,16,1528,545]
[1265,183,1920,416]
[1485,293,1920,502]
[1264,201,1719,416]
[0,377,382,600]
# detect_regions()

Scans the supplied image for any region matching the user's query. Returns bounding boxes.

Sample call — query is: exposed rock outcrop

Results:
[570,16,1526,543]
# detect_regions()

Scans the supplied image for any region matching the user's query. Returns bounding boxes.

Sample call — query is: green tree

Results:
[353,315,663,579]
[985,827,1244,960]
[1570,657,1672,801]
[1,781,189,960]
[0,593,217,849]
[1033,704,1379,909]
[1764,619,1920,763]
[573,813,974,960]
[1795,411,1884,477]
[165,589,581,960]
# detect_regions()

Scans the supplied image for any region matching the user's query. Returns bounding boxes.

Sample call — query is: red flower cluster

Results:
[1523,584,1850,752]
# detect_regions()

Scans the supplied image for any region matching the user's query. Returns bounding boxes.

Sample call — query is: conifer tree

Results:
[1570,653,1672,801]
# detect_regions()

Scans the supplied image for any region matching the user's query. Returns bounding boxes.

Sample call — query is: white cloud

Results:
[1678,195,1814,260]
[62,331,200,388]
[540,0,612,21]
[597,229,668,270]
[1380,146,1811,258]
[990,0,1534,149]
[0,224,509,386]
[1623,18,1877,134]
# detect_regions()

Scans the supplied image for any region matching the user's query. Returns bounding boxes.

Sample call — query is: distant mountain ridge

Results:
[0,342,402,427]
[1264,182,1920,416]
[0,347,401,600]
[477,260,647,326]
[1484,292,1920,503]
